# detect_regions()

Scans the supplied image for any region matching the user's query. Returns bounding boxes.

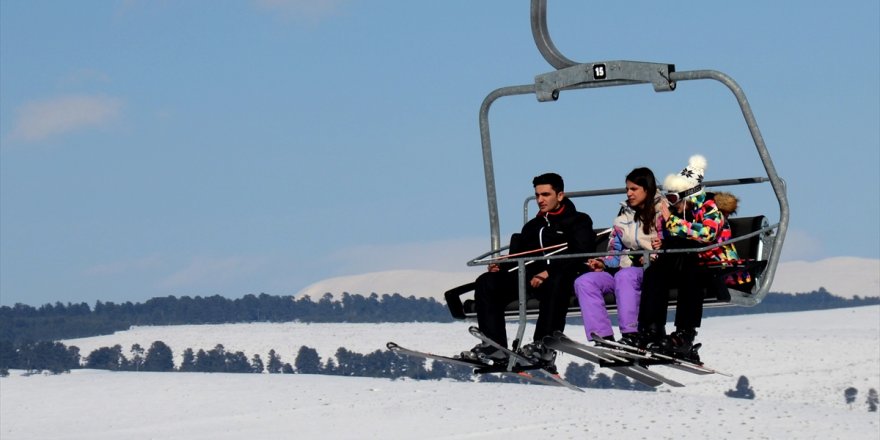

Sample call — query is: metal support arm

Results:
[534,61,676,101]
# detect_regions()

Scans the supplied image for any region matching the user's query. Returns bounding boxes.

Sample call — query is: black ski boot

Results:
[617,332,642,349]
[519,341,558,374]
[460,343,506,364]
[638,323,667,351]
[661,328,701,363]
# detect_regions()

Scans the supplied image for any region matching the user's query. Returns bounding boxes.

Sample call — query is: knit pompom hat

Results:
[663,154,707,200]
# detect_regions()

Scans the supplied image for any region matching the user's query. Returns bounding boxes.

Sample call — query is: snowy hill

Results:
[770,257,879,298]
[297,257,880,301]
[296,268,480,301]
[3,306,878,439]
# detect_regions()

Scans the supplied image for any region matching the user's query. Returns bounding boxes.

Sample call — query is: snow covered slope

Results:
[296,268,479,301]
[10,306,873,439]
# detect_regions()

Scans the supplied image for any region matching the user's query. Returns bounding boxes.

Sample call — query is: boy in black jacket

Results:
[462,173,595,369]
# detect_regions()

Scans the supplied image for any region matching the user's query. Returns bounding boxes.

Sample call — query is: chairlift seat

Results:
[445,215,768,320]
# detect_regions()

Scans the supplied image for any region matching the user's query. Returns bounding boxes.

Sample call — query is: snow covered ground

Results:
[2,306,879,439]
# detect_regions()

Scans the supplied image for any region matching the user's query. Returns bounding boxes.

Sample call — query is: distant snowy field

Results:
[295,257,880,301]
[3,306,879,439]
[770,257,880,298]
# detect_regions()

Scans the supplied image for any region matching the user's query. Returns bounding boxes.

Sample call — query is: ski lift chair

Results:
[443,1,788,349]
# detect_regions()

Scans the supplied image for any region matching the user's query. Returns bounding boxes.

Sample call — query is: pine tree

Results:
[378,348,424,379]
[845,387,858,408]
[865,388,877,412]
[129,344,145,372]
[193,349,210,372]
[295,346,322,374]
[65,345,81,372]
[563,362,593,388]
[197,345,227,372]
[225,351,252,373]
[143,341,174,372]
[251,354,264,373]
[725,375,756,399]
[85,345,127,371]
[591,373,613,389]
[266,349,283,374]
[426,360,449,380]
[445,364,474,382]
[179,348,196,372]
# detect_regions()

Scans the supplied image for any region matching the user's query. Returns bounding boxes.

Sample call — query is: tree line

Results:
[0,292,453,345]
[7,340,879,403]
[3,289,877,347]
[0,339,654,392]
[1,288,876,380]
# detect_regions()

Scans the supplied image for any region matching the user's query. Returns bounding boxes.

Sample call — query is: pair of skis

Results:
[587,332,729,377]
[388,327,730,391]
[387,326,583,392]
[542,332,683,387]
[543,331,730,388]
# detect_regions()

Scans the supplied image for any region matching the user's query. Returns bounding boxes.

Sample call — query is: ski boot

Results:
[519,341,558,374]
[591,334,614,347]
[659,328,701,363]
[460,343,506,365]
[616,332,643,349]
[636,323,667,351]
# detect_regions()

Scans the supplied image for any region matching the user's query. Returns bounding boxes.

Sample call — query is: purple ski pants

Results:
[573,267,643,340]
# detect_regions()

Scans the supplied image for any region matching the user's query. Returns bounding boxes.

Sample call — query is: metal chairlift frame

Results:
[465,0,790,349]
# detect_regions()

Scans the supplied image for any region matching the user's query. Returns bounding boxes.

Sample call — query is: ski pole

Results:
[475,242,568,263]
[507,246,569,272]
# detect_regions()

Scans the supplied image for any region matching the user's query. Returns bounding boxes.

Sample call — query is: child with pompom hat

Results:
[635,154,740,363]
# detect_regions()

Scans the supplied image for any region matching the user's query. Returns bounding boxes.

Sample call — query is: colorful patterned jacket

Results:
[664,192,752,285]
[663,192,739,263]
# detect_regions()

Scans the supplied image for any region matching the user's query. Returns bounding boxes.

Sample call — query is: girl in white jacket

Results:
[573,167,662,344]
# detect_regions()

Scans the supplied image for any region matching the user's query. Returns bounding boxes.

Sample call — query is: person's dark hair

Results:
[626,167,658,235]
[532,173,564,193]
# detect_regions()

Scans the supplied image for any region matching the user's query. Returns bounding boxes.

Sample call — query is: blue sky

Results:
[2,1,878,307]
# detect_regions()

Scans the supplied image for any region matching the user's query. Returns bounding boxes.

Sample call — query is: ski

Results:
[503,371,568,387]
[386,342,490,369]
[547,335,682,369]
[542,332,682,388]
[467,326,584,392]
[590,333,731,377]
[387,342,570,388]
[465,356,575,388]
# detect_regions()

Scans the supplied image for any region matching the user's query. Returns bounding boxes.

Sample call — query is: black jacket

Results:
[507,197,595,278]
